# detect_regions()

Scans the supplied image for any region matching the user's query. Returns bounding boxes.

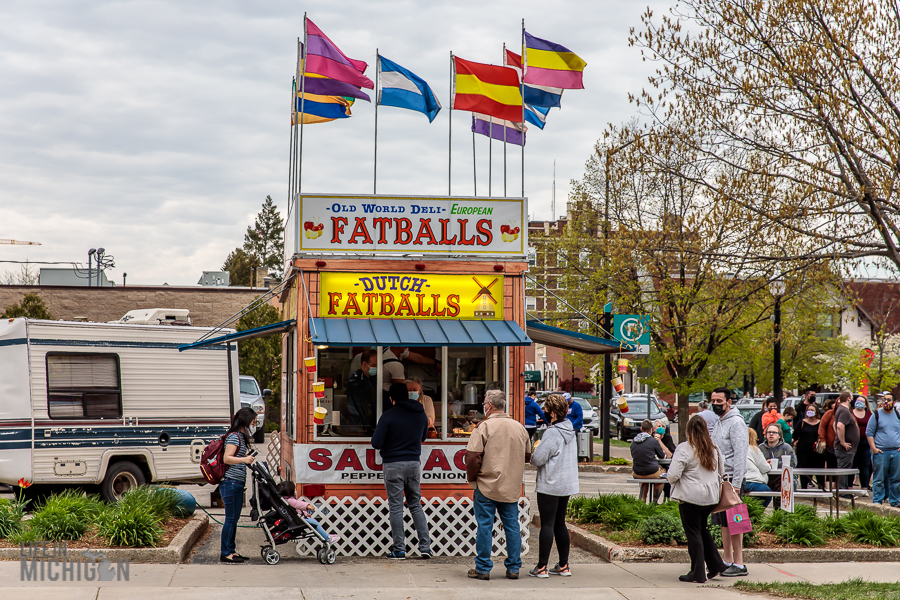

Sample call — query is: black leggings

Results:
[537,492,570,569]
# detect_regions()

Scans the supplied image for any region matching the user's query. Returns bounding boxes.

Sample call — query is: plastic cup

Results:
[769,458,779,470]
[612,377,625,394]
[304,357,317,373]
[617,358,629,373]
[313,381,325,398]
[314,406,327,424]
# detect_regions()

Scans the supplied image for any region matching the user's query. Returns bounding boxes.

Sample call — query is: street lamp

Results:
[770,277,786,405]
[87,249,96,288]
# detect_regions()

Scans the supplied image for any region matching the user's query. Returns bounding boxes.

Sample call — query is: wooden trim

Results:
[293,258,527,274]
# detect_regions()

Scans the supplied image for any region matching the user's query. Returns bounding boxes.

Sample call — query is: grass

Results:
[735,578,900,599]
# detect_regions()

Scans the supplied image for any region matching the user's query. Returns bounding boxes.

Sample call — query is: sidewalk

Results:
[1,559,896,599]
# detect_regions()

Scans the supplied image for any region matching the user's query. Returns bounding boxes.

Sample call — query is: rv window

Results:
[46,354,122,419]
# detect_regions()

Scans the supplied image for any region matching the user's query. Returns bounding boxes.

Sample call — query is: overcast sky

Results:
[0,1,662,286]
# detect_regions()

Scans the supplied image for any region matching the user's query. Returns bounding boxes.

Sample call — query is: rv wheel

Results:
[102,461,145,502]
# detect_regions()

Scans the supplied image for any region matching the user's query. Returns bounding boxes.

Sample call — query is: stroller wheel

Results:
[263,547,280,565]
[316,547,327,564]
[325,548,336,564]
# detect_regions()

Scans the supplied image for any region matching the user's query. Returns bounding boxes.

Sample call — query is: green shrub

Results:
[708,516,723,547]
[116,486,178,521]
[759,509,788,533]
[567,496,590,520]
[793,504,818,520]
[577,494,639,524]
[0,498,26,539]
[742,497,766,523]
[639,514,684,545]
[599,505,643,530]
[605,458,630,465]
[9,526,39,545]
[847,513,899,547]
[774,517,826,547]
[99,503,163,547]
[822,516,849,538]
[28,506,88,541]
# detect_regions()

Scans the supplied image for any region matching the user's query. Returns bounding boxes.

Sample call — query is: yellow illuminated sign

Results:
[320,272,504,320]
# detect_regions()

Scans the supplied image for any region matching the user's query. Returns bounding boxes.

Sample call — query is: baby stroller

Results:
[248,460,336,565]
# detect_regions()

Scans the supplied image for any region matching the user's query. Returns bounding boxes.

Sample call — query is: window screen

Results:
[47,354,122,418]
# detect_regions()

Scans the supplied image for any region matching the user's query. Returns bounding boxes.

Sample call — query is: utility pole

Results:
[602,303,613,462]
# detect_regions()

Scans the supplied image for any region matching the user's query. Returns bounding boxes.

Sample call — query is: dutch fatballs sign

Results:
[294,194,527,256]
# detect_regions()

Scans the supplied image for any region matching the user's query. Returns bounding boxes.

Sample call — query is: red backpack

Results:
[200,435,228,484]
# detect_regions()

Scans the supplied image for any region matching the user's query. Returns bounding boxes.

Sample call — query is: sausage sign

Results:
[294,444,468,483]
[294,194,527,256]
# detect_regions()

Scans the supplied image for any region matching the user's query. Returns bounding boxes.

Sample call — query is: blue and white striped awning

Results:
[309,318,530,347]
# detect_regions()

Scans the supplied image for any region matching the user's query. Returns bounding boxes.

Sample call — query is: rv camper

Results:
[0,317,239,501]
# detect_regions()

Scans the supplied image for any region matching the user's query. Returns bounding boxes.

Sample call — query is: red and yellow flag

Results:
[452,56,523,123]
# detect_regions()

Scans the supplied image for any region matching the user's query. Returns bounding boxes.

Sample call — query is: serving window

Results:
[46,353,122,419]
[313,345,508,441]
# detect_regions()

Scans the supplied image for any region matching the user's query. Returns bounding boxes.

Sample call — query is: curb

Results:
[0,513,209,564]
[533,513,900,563]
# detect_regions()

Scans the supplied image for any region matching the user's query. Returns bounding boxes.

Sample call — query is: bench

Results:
[747,489,835,511]
[626,478,668,504]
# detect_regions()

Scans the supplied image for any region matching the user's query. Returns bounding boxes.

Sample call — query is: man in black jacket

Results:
[371,382,432,560]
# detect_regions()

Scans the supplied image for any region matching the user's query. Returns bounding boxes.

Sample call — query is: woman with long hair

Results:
[743,428,773,506]
[220,406,257,563]
[528,394,578,579]
[667,415,728,583]
[795,403,825,489]
[852,396,873,490]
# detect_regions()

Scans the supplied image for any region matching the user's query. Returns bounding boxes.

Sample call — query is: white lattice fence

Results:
[295,496,530,557]
[265,431,282,480]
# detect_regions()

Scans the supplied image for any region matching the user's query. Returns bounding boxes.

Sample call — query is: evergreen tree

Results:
[1,293,53,319]
[237,301,282,429]
[222,248,258,287]
[243,196,285,280]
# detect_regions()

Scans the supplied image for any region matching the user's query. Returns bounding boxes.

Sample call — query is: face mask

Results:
[769,407,777,413]
[855,401,866,410]
[885,402,894,412]
[806,409,816,418]
[656,427,665,435]
[409,391,420,401]
[400,349,410,360]
[249,424,257,435]
[367,367,377,376]
[712,403,726,416]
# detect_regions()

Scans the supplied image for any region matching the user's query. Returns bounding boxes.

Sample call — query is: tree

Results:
[632,0,900,276]
[1,261,38,285]
[236,301,282,430]
[534,121,829,425]
[243,196,285,280]
[1,293,53,319]
[222,248,259,287]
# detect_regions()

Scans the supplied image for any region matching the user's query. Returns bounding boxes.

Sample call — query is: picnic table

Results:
[792,468,861,517]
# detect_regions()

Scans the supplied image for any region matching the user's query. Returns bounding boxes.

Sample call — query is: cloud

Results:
[0,0,661,284]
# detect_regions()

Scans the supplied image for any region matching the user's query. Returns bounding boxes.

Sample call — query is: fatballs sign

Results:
[296,194,526,256]
[320,272,504,319]
[294,444,468,483]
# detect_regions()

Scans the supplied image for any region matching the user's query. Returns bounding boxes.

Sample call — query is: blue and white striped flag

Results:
[376,55,442,122]
[524,104,550,130]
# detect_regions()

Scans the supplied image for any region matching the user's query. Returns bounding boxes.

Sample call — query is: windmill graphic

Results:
[472,277,499,318]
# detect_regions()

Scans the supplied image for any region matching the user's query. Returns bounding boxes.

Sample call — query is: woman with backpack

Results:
[220,407,257,563]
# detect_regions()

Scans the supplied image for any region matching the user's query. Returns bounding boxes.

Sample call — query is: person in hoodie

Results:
[710,387,750,577]
[630,419,672,502]
[563,393,583,431]
[528,394,578,579]
[371,382,432,560]
[524,390,546,441]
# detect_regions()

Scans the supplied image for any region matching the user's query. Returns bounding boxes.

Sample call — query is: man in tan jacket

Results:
[464,390,530,580]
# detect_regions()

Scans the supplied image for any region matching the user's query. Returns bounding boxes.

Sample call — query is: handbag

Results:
[814,440,826,454]
[712,478,742,514]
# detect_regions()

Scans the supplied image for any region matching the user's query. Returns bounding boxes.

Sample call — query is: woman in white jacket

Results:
[667,415,729,583]
[744,427,773,506]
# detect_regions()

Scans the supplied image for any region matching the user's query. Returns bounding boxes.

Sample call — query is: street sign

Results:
[613,314,650,355]
[524,370,542,383]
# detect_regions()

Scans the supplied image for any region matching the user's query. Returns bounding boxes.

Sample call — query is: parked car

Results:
[815,392,842,409]
[536,395,599,434]
[239,375,270,443]
[609,394,669,441]
[737,403,763,426]
[781,396,802,412]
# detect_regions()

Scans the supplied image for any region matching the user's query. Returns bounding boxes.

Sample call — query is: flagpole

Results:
[449,51,453,196]
[374,48,379,194]
[472,121,477,196]
[298,14,308,194]
[288,77,296,209]
[488,116,492,196]
[292,39,301,200]
[521,18,526,198]
[503,121,507,197]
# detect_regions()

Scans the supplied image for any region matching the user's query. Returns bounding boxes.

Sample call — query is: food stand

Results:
[278,193,531,557]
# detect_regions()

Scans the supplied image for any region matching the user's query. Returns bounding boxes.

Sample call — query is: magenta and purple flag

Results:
[304,18,374,90]
[471,114,525,146]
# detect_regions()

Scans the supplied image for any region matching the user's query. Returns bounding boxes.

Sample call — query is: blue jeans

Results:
[306,517,329,540]
[219,478,245,557]
[384,461,432,554]
[743,481,772,507]
[473,488,521,574]
[872,449,900,505]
